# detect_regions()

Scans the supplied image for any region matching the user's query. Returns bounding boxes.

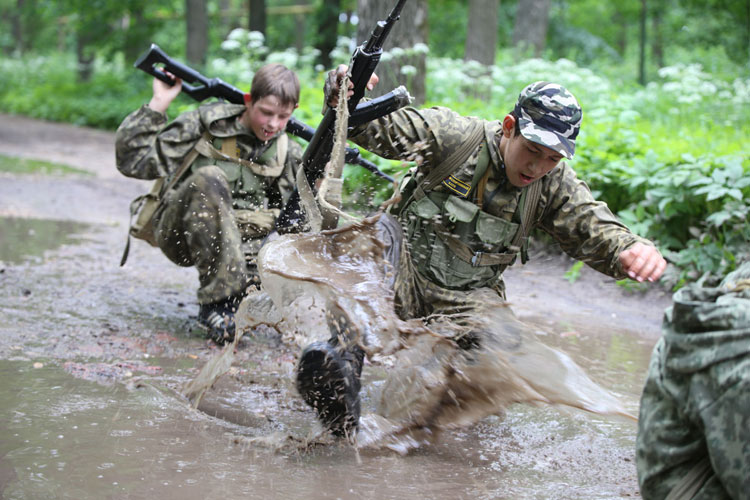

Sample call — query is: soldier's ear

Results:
[243,93,253,106]
[502,114,515,138]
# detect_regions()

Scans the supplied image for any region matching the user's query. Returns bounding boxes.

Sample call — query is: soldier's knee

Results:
[191,166,232,199]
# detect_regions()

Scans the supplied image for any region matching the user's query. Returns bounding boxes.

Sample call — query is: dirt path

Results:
[0,112,673,499]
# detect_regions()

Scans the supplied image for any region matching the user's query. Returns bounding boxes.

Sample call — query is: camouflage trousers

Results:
[636,265,750,500]
[154,165,252,305]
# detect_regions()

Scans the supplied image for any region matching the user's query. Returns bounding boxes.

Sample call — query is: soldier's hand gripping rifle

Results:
[134,43,395,183]
[274,0,411,233]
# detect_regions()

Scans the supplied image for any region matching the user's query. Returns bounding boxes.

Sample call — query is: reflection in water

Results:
[0,217,89,264]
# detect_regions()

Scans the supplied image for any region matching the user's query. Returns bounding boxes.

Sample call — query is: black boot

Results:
[296,305,365,437]
[197,293,243,344]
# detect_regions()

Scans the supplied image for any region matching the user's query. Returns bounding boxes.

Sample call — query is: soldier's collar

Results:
[485,121,505,172]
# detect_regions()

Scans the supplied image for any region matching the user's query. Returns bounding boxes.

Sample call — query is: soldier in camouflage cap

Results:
[636,261,750,499]
[514,81,582,160]
[116,63,303,344]
[294,65,667,437]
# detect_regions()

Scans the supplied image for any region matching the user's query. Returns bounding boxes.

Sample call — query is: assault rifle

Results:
[275,0,411,232]
[134,43,395,183]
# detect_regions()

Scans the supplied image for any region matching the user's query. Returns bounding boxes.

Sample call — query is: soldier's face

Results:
[500,115,562,188]
[241,95,295,141]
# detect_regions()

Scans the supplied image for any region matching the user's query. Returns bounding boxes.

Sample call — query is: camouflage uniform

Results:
[116,102,303,305]
[636,262,750,500]
[349,102,650,318]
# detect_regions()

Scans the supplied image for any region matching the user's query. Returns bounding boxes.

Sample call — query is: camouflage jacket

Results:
[115,102,303,210]
[350,105,650,281]
[636,263,750,499]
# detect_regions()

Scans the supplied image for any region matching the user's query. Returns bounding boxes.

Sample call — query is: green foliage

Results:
[0,53,151,128]
[0,153,92,176]
[564,261,584,283]
[0,21,748,290]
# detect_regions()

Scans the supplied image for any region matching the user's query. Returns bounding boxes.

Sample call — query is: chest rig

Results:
[393,123,541,291]
[190,133,288,210]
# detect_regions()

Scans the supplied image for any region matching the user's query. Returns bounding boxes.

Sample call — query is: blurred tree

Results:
[426,0,467,59]
[651,0,665,68]
[638,0,646,84]
[250,0,267,36]
[356,0,427,105]
[186,0,208,66]
[313,0,341,67]
[513,0,550,56]
[10,0,25,54]
[464,0,498,65]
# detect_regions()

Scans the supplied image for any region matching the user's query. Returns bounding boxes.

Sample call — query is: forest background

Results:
[0,0,748,290]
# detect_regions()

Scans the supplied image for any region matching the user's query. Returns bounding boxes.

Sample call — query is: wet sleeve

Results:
[697,363,750,498]
[115,105,203,180]
[636,338,703,500]
[538,163,652,279]
[348,106,474,173]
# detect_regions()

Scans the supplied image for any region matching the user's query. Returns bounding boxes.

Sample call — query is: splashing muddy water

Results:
[245,214,635,453]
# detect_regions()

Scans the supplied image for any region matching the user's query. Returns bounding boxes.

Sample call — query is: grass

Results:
[0,154,92,176]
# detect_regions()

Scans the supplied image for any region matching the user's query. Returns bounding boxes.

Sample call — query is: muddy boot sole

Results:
[296,341,360,437]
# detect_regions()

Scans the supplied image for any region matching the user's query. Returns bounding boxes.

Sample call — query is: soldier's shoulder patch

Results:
[442,175,471,198]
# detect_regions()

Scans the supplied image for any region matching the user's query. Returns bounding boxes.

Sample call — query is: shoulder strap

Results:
[276,134,288,167]
[220,136,237,158]
[164,130,213,193]
[514,178,542,264]
[412,122,485,202]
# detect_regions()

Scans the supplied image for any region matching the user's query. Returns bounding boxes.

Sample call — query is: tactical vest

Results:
[190,133,288,210]
[393,123,541,291]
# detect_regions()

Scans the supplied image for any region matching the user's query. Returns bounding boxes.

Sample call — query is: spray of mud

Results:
[188,213,636,454]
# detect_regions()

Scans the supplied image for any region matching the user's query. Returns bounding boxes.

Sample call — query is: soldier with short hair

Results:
[296,66,667,437]
[116,63,303,344]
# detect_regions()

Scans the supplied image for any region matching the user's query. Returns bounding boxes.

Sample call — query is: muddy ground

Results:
[0,112,673,499]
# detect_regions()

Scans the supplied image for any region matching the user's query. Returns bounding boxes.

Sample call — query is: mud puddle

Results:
[0,114,673,498]
[1,340,646,500]
[0,216,90,265]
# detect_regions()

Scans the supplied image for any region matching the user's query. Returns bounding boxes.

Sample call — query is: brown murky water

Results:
[0,214,658,499]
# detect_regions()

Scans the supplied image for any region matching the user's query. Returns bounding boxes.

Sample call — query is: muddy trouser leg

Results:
[154,166,249,306]
[295,214,404,438]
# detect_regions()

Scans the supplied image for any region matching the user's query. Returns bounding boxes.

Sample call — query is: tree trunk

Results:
[651,0,664,69]
[639,0,647,85]
[314,0,341,68]
[11,0,24,54]
[75,33,95,82]
[464,0,498,66]
[186,0,208,66]
[249,0,267,36]
[613,7,627,57]
[356,0,427,106]
[512,0,550,57]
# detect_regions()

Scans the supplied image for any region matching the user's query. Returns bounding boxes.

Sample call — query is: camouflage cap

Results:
[514,81,582,159]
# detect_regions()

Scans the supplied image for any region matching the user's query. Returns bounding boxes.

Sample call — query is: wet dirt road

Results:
[0,113,672,499]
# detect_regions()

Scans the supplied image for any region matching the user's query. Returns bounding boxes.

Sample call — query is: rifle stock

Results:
[275,0,410,232]
[134,44,395,182]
